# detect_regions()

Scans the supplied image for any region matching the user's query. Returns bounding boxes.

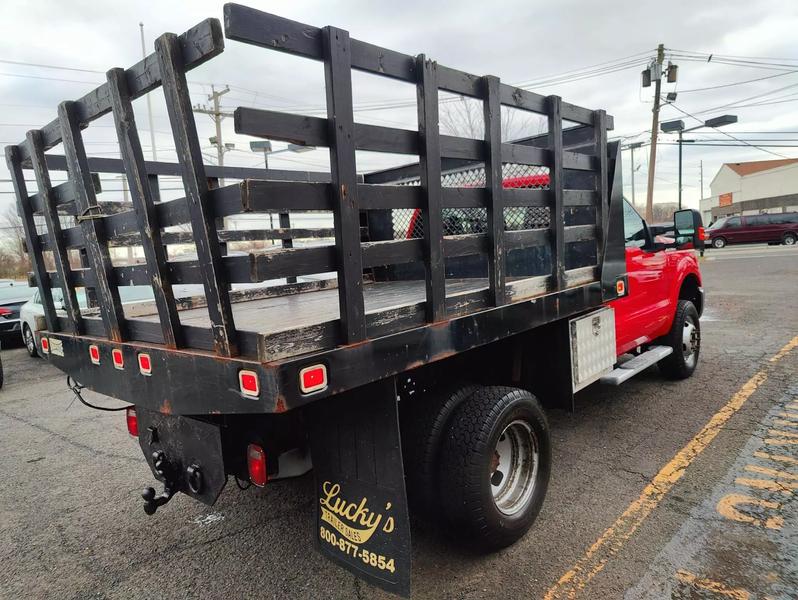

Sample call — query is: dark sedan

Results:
[0,284,34,345]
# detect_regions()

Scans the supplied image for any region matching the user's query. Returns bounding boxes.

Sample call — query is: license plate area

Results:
[136,408,227,505]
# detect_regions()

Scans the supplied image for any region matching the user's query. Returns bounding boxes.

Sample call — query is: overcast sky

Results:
[1,0,797,217]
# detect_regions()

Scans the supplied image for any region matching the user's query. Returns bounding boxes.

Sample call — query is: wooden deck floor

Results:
[135,278,487,335]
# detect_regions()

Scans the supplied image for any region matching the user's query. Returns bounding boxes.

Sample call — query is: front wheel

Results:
[783,232,797,246]
[712,237,726,249]
[23,325,38,358]
[437,386,551,552]
[658,300,700,380]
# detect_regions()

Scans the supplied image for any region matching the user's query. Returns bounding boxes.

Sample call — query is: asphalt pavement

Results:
[0,243,796,599]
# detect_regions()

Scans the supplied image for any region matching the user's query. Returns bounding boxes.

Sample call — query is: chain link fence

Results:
[391,163,550,240]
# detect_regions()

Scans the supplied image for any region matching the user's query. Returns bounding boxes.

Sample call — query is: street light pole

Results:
[678,129,683,210]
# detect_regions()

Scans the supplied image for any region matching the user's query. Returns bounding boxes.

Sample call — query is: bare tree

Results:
[438,96,545,141]
[0,205,30,278]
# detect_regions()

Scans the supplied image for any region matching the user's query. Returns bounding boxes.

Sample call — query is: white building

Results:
[699,158,798,224]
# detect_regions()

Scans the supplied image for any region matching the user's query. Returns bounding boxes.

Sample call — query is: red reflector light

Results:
[239,370,259,398]
[40,337,49,354]
[247,443,268,487]
[112,348,124,370]
[89,344,100,365]
[300,364,327,394]
[616,279,626,297]
[138,353,152,376]
[0,307,11,316]
[126,406,138,437]
[698,226,706,241]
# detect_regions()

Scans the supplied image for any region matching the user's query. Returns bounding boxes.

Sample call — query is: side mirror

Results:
[673,209,705,251]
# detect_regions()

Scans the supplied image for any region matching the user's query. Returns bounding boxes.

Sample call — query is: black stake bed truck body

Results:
[6,5,706,596]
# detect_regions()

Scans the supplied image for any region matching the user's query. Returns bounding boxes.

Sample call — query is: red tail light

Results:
[300,364,328,394]
[40,337,49,354]
[698,226,706,241]
[126,406,138,437]
[112,348,124,370]
[239,370,259,398]
[89,344,100,365]
[138,353,152,376]
[247,444,268,487]
[0,307,12,316]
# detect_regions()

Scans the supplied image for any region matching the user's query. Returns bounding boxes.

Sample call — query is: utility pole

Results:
[700,160,704,200]
[644,43,665,222]
[139,23,158,161]
[193,85,232,184]
[629,142,643,208]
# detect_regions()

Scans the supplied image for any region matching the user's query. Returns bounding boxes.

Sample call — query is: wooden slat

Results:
[564,224,597,243]
[5,145,59,331]
[547,95,566,291]
[323,25,366,343]
[502,188,551,207]
[501,143,550,167]
[107,67,183,348]
[437,65,481,98]
[251,246,336,281]
[499,85,547,115]
[593,109,608,266]
[416,55,446,322]
[26,130,83,334]
[563,189,597,207]
[17,18,224,163]
[441,187,486,209]
[443,233,487,257]
[358,185,420,210]
[59,100,127,342]
[362,238,424,267]
[505,228,550,250]
[156,32,238,357]
[241,180,331,212]
[483,75,505,305]
[439,135,483,160]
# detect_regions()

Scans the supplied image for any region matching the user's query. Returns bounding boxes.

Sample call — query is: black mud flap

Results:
[305,378,411,597]
[136,408,227,506]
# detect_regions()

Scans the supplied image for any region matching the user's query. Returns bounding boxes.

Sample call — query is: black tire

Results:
[23,324,38,358]
[712,237,726,249]
[401,383,478,515]
[783,232,797,246]
[658,299,700,380]
[437,386,551,552]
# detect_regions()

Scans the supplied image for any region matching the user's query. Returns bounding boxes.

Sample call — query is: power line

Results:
[676,70,798,93]
[667,102,791,158]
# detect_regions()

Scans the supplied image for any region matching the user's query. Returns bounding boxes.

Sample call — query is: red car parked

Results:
[707,212,798,248]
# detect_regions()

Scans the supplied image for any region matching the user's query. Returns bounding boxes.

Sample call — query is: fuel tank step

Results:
[599,345,673,385]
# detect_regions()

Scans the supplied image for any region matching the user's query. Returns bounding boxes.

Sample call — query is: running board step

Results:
[599,346,673,385]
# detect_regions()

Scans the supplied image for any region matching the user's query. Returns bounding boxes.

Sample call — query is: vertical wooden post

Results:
[26,129,83,335]
[415,55,446,322]
[106,67,183,348]
[279,212,297,284]
[322,26,366,343]
[59,100,126,342]
[547,95,565,291]
[483,75,505,305]
[156,33,238,357]
[593,109,608,266]
[4,145,59,332]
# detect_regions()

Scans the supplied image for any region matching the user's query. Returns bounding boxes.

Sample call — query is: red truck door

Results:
[612,200,670,355]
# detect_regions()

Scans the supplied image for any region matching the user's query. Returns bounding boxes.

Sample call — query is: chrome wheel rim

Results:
[491,420,539,516]
[24,327,35,354]
[785,236,796,245]
[682,316,699,368]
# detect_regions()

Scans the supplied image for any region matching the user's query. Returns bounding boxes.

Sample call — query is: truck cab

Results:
[609,199,704,379]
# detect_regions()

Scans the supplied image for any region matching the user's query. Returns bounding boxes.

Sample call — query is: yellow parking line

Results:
[543,335,798,600]
[675,570,751,599]
[753,451,798,466]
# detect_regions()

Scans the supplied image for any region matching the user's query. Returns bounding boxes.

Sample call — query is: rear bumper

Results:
[0,319,21,335]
